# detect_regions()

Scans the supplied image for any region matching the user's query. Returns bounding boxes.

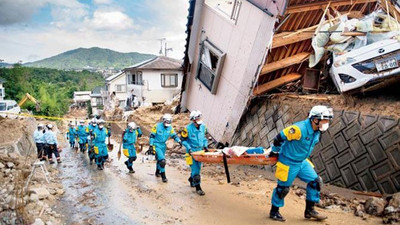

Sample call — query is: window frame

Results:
[95,97,103,106]
[161,74,178,88]
[196,39,226,95]
[128,71,144,85]
[115,84,126,93]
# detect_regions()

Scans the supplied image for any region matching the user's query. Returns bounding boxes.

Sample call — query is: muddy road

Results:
[53,137,381,225]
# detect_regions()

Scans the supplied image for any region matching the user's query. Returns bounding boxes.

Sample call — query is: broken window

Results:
[161,74,178,87]
[196,39,226,94]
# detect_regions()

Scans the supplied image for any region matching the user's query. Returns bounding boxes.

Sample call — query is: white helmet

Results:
[162,114,172,125]
[190,110,202,121]
[91,118,97,124]
[38,123,44,128]
[47,124,53,129]
[309,105,333,120]
[128,122,137,130]
[97,119,105,124]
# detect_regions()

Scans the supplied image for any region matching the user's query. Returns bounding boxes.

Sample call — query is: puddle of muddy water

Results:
[55,149,141,225]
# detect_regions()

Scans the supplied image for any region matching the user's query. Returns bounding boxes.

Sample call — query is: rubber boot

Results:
[124,161,129,169]
[188,177,195,187]
[161,172,168,183]
[128,166,135,173]
[305,200,327,221]
[195,184,205,196]
[97,164,103,170]
[269,205,286,222]
[155,168,161,177]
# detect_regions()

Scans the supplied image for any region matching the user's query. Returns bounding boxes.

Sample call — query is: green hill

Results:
[0,65,104,116]
[25,47,156,70]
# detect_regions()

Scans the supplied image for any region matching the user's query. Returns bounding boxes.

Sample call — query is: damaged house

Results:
[181,0,400,194]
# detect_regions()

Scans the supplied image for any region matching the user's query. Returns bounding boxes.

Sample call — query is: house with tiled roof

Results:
[105,56,183,108]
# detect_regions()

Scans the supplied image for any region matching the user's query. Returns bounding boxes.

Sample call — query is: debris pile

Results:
[294,186,400,224]
[0,118,65,225]
[0,154,64,225]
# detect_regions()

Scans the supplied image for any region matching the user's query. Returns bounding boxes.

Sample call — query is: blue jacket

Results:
[44,130,58,145]
[149,122,180,146]
[93,127,110,145]
[33,130,45,144]
[76,125,88,138]
[67,127,77,138]
[88,124,97,133]
[123,128,142,146]
[181,122,208,153]
[272,119,320,163]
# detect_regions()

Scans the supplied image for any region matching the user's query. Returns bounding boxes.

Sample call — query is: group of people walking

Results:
[33,105,334,222]
[66,118,111,170]
[123,110,208,196]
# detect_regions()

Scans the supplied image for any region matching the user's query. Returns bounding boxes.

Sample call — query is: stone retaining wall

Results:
[231,99,400,194]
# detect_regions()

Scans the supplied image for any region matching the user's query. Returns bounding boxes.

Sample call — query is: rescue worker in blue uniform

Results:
[76,120,89,153]
[123,122,142,173]
[149,114,181,182]
[66,122,77,148]
[181,110,208,196]
[269,105,333,222]
[87,118,97,165]
[33,123,46,160]
[92,119,111,170]
[44,124,61,164]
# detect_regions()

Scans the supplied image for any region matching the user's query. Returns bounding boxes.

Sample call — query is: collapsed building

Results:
[180,0,400,194]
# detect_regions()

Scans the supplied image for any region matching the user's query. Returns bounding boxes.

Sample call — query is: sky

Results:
[0,0,189,63]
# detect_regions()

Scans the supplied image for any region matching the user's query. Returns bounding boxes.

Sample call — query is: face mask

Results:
[99,125,104,129]
[319,123,329,132]
[196,120,203,125]
[164,123,171,127]
[93,124,97,126]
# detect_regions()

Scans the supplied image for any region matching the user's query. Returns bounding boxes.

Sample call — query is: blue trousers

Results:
[88,141,95,161]
[190,159,202,186]
[271,159,319,207]
[155,143,166,173]
[94,144,108,166]
[123,144,137,167]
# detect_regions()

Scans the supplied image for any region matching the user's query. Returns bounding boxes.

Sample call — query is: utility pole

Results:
[164,42,173,57]
[158,38,166,55]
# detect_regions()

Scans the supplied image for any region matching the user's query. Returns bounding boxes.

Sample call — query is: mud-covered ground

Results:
[54,139,381,225]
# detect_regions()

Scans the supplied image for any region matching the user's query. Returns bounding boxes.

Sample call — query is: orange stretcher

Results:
[190,150,278,165]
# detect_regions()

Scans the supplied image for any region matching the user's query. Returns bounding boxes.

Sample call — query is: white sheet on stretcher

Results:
[222,146,251,157]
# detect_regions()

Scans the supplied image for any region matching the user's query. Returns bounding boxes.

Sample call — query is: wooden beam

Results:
[273,31,315,48]
[286,0,378,14]
[260,52,310,76]
[253,73,302,96]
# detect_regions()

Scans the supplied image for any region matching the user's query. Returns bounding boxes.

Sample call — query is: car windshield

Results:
[0,103,6,111]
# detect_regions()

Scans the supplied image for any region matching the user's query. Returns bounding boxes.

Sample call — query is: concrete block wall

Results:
[231,99,400,194]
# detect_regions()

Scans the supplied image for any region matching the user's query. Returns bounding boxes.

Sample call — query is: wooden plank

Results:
[341,31,366,36]
[261,52,310,76]
[253,73,302,96]
[286,0,377,14]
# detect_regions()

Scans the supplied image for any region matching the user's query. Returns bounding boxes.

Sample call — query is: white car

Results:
[0,100,21,118]
[330,39,400,93]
